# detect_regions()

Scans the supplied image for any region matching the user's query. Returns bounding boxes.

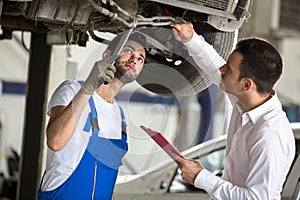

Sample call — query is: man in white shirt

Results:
[38,32,146,200]
[173,23,296,199]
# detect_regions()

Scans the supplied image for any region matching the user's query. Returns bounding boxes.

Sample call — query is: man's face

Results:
[114,40,146,83]
[219,51,244,95]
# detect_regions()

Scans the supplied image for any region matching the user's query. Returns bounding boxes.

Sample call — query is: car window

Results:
[169,148,225,193]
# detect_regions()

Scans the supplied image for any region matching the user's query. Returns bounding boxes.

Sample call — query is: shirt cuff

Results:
[194,169,217,193]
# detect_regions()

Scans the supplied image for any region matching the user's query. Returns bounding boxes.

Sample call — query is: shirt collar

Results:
[240,91,280,126]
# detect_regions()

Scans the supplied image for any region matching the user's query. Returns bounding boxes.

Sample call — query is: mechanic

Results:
[173,23,296,200]
[37,31,146,200]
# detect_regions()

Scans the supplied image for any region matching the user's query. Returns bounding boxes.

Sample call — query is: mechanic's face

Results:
[220,51,244,95]
[114,40,146,83]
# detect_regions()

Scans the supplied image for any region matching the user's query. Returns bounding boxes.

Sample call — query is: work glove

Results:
[81,57,117,95]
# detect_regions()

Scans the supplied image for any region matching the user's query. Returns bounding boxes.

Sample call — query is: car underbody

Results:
[0,0,250,95]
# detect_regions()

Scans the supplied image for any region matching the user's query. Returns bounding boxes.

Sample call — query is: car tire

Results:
[136,24,235,96]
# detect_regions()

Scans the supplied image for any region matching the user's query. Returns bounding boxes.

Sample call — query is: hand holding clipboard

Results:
[140,125,186,162]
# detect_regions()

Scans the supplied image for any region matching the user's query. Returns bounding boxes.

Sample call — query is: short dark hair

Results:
[107,31,147,52]
[235,37,282,94]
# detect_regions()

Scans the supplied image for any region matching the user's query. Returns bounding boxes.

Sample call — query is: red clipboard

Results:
[140,125,185,161]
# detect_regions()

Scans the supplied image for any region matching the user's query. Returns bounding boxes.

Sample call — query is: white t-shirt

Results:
[41,80,123,191]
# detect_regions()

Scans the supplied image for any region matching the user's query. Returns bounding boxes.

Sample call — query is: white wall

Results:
[277,37,300,104]
[0,32,29,177]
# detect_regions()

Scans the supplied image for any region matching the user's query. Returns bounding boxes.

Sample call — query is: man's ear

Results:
[102,49,112,58]
[242,78,253,91]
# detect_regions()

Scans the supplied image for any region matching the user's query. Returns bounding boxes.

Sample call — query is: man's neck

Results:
[95,79,124,103]
[237,91,273,113]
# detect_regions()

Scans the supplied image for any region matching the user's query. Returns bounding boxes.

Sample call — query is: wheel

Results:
[136,24,235,96]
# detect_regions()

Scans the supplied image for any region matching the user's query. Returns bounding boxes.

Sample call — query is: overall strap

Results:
[78,80,127,135]
[77,80,99,132]
[84,97,99,132]
[118,105,127,135]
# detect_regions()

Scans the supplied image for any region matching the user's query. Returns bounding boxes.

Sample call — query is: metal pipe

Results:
[86,0,133,27]
[109,0,134,20]
[137,15,176,26]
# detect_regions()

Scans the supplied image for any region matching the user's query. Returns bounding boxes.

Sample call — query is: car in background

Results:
[114,123,300,200]
[0,0,250,96]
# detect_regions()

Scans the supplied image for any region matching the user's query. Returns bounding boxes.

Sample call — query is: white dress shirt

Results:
[184,33,296,200]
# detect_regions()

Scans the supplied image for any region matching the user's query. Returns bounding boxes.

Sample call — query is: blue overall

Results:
[38,96,128,200]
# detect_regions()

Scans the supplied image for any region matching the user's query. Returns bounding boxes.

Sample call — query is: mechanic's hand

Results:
[172,23,194,43]
[81,57,117,95]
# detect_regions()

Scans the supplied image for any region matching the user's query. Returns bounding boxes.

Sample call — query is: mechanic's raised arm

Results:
[172,23,226,86]
[46,58,116,151]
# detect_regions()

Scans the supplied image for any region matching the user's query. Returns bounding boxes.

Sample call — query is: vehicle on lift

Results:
[0,0,250,96]
[114,123,300,200]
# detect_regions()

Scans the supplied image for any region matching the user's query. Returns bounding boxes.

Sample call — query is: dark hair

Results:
[235,37,282,94]
[107,31,147,52]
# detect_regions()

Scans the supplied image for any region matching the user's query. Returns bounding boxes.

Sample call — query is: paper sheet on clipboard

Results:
[140,125,185,161]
